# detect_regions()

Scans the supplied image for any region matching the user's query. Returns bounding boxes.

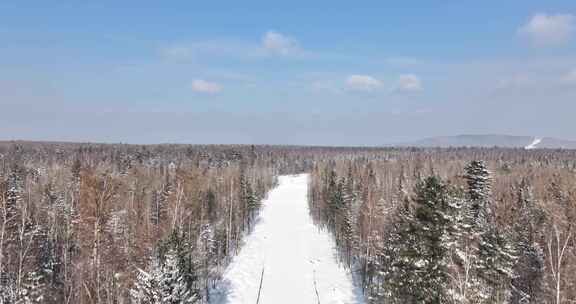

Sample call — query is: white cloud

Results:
[191,79,222,94]
[345,75,382,91]
[395,74,422,92]
[518,13,575,47]
[262,31,300,55]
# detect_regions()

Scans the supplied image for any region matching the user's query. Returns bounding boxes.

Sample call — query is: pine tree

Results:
[444,192,487,303]
[0,278,18,304]
[377,200,418,303]
[463,160,517,303]
[476,227,517,303]
[445,188,484,303]
[14,272,45,304]
[157,230,200,296]
[385,176,454,303]
[239,171,253,230]
[511,180,545,303]
[131,260,162,304]
[5,168,24,219]
[131,249,199,304]
[340,199,356,265]
[159,250,198,304]
[198,224,216,302]
[205,189,217,224]
[245,182,260,227]
[151,177,171,227]
[464,160,492,226]
[324,169,339,226]
[71,157,82,180]
[340,171,359,265]
[36,235,62,301]
[511,244,544,304]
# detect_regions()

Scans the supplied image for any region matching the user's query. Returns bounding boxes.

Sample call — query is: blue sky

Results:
[1,1,576,145]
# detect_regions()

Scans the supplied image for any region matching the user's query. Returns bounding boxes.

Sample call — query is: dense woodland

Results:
[0,142,287,304]
[1,142,575,303]
[309,148,576,303]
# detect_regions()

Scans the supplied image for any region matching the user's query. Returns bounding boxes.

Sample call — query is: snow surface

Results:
[525,137,542,150]
[211,174,364,304]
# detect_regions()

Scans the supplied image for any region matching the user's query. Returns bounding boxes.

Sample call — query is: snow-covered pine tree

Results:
[151,176,172,227]
[511,180,545,304]
[5,168,24,218]
[340,203,358,266]
[322,168,346,240]
[158,250,198,304]
[372,200,416,303]
[464,160,517,303]
[332,178,348,242]
[324,169,339,227]
[340,173,359,265]
[131,260,161,304]
[205,189,217,224]
[71,157,82,180]
[131,249,199,304]
[384,176,454,303]
[239,170,254,230]
[158,230,200,298]
[1,171,22,300]
[0,278,18,304]
[14,271,45,304]
[445,181,484,302]
[198,224,216,302]
[476,227,517,303]
[36,234,61,302]
[394,165,408,208]
[464,160,492,226]
[245,182,260,228]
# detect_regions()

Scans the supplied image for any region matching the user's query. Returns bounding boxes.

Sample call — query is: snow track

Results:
[211,174,364,304]
[525,137,542,150]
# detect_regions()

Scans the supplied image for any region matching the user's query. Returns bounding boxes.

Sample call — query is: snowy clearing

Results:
[525,137,542,149]
[211,174,364,304]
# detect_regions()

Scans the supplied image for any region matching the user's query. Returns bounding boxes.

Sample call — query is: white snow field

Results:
[525,137,542,150]
[211,174,364,304]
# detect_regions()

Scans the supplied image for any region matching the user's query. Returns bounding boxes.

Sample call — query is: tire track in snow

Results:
[211,174,364,304]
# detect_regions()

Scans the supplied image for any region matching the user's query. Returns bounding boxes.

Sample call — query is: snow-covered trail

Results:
[212,174,364,304]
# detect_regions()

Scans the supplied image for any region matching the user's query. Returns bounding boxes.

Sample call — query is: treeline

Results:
[310,149,576,303]
[2,141,576,303]
[0,142,281,303]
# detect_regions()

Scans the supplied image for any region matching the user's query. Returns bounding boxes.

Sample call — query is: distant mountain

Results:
[393,135,576,149]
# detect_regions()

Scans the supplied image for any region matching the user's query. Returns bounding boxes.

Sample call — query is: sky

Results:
[1,1,576,146]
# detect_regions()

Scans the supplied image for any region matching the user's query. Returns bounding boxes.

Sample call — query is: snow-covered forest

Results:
[1,142,576,303]
[309,148,576,303]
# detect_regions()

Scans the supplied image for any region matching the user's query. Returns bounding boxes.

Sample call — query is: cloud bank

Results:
[346,75,382,91]
[262,31,300,56]
[519,13,575,47]
[395,74,422,92]
[191,79,222,94]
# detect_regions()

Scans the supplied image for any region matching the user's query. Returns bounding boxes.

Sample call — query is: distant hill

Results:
[393,135,576,149]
